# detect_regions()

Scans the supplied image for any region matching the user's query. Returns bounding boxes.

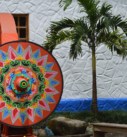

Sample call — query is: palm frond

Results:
[70,32,82,59]
[100,2,112,17]
[44,17,90,58]
[69,19,90,59]
[97,31,127,58]
[73,18,91,43]
[110,15,127,35]
[49,18,75,35]
[78,0,100,26]
[97,14,127,35]
[96,16,112,34]
[70,40,82,60]
[110,15,125,29]
[44,30,72,52]
[47,17,90,43]
[97,3,127,36]
[59,0,72,10]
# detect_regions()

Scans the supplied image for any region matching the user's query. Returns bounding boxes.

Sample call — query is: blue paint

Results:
[45,63,54,70]
[0,51,7,60]
[27,90,32,95]
[46,95,54,103]
[3,109,10,119]
[10,73,15,78]
[55,98,127,112]
[21,69,27,74]
[20,113,26,124]
[30,78,36,84]
[7,85,12,90]
[33,49,40,59]
[17,45,23,55]
[16,94,23,98]
[35,108,43,118]
[50,80,59,86]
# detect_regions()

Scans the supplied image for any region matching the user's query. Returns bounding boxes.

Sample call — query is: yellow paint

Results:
[32,103,38,108]
[4,59,11,65]
[16,56,24,60]
[30,59,36,64]
[40,67,45,74]
[42,92,46,98]
[15,70,21,74]
[45,79,49,86]
[6,104,14,110]
[20,108,26,112]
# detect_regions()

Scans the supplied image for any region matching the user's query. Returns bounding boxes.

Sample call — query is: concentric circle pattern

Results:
[0,41,63,127]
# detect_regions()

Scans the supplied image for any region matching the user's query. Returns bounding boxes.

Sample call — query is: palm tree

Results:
[44,0,127,115]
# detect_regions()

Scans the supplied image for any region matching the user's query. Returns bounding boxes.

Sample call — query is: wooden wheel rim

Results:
[0,41,63,127]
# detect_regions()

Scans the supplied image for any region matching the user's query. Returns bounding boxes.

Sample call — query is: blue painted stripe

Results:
[55,98,127,112]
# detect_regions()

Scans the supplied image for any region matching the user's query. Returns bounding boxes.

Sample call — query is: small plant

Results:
[44,0,127,115]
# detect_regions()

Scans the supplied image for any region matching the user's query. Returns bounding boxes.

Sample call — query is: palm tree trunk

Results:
[91,44,98,115]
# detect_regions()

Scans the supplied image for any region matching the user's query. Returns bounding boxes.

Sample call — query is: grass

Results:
[33,111,127,129]
[97,111,127,124]
[49,111,127,123]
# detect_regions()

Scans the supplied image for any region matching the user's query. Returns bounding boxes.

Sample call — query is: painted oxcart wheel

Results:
[0,41,63,127]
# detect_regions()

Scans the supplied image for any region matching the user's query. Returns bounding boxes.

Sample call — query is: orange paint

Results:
[0,41,63,127]
[0,13,18,44]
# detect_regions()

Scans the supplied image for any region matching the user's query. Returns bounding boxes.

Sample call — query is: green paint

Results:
[20,80,28,89]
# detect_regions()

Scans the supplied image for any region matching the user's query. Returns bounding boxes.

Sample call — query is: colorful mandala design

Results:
[0,41,63,127]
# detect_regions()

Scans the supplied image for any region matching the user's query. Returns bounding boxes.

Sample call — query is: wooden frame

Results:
[93,123,127,137]
[13,14,29,41]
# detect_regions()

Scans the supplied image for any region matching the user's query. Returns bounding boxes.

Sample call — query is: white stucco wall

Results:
[0,0,127,99]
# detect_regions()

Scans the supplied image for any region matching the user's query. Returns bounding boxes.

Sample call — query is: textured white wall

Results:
[0,0,127,98]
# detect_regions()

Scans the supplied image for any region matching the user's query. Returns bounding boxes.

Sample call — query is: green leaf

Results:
[78,0,100,26]
[50,18,75,34]
[44,30,73,52]
[100,2,112,16]
[59,0,72,10]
